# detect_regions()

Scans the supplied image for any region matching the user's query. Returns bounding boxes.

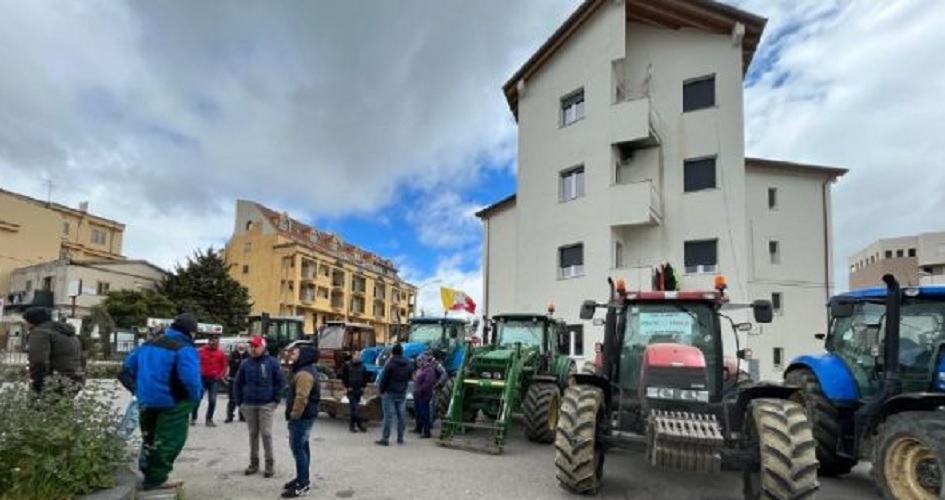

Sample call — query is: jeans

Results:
[226,380,243,421]
[381,393,406,442]
[191,378,219,421]
[414,396,432,434]
[287,418,315,486]
[348,390,363,429]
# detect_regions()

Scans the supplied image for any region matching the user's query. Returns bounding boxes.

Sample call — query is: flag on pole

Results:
[440,287,477,314]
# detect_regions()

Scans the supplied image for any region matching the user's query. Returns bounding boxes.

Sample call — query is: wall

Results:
[0,194,62,295]
[484,204,519,316]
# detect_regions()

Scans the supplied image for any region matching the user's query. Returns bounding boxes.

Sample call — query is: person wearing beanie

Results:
[120,312,203,491]
[375,342,411,446]
[22,307,84,395]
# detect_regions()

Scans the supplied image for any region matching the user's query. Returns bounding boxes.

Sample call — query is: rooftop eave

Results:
[746,157,849,180]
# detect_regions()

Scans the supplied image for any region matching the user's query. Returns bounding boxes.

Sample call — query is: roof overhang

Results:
[502,0,767,119]
[746,157,848,180]
[475,194,517,220]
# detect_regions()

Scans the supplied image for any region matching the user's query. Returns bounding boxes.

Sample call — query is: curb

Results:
[77,468,138,500]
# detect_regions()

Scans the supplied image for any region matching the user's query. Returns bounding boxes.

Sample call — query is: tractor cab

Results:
[317,321,376,376]
[491,313,567,354]
[246,313,306,357]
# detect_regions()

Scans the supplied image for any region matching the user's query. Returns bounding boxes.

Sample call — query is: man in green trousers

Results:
[121,313,203,490]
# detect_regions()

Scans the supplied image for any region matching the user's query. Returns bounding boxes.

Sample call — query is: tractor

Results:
[437,309,575,454]
[556,278,819,498]
[246,313,307,357]
[315,321,383,422]
[785,274,945,500]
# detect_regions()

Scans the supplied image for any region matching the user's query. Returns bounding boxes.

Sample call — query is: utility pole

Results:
[44,178,53,205]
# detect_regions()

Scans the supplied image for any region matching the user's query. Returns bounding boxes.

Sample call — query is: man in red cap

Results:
[233,335,286,478]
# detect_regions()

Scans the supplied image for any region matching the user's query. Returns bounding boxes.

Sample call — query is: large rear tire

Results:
[523,383,560,443]
[871,411,945,500]
[785,368,858,476]
[436,378,454,419]
[742,398,820,500]
[554,385,605,494]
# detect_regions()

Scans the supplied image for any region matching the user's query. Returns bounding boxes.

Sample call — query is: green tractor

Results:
[438,310,575,454]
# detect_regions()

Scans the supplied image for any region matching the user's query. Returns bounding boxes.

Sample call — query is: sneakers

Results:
[244,461,259,475]
[281,484,311,498]
[206,420,217,428]
[283,479,299,491]
[224,417,233,424]
[357,423,367,432]
[420,432,432,439]
[375,439,389,446]
[264,460,275,478]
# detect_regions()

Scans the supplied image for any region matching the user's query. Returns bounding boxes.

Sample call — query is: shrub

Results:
[0,377,127,500]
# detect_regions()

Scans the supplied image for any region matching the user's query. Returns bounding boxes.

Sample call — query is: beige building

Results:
[0,188,125,295]
[7,259,166,319]
[848,231,945,288]
[225,200,416,340]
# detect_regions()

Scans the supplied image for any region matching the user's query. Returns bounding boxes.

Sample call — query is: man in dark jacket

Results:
[234,336,286,478]
[281,342,320,498]
[225,343,250,423]
[121,313,203,491]
[23,307,84,395]
[375,343,411,446]
[339,350,368,433]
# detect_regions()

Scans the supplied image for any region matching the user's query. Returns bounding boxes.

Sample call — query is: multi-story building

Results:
[0,188,125,295]
[849,231,945,288]
[7,259,166,319]
[225,200,416,340]
[477,0,847,381]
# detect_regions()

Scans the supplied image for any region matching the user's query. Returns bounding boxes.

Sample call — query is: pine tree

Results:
[102,289,177,329]
[160,248,252,335]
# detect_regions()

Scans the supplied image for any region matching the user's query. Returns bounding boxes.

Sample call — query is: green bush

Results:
[0,377,127,500]
[85,363,122,380]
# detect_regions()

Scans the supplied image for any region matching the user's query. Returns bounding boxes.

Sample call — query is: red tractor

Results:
[555,278,820,498]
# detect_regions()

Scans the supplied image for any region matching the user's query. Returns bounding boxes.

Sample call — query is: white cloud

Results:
[406,191,483,250]
[400,252,483,321]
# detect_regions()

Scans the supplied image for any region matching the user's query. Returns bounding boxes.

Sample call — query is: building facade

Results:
[477,0,846,381]
[225,200,416,340]
[0,188,125,296]
[849,231,945,288]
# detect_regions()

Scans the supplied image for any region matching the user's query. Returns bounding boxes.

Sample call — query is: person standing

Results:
[22,307,84,396]
[375,343,411,446]
[339,350,368,433]
[281,342,320,498]
[192,336,228,427]
[412,354,436,439]
[225,343,250,423]
[234,336,286,478]
[120,313,203,490]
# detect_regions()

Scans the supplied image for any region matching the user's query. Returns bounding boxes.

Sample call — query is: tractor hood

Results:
[478,348,516,362]
[369,342,429,371]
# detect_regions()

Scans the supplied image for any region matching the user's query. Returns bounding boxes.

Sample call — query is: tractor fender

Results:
[875,393,945,427]
[785,353,860,404]
[552,356,575,388]
[727,382,802,436]
[531,374,559,385]
[571,373,612,409]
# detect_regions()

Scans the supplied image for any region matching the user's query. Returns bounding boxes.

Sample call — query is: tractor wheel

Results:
[742,398,819,500]
[523,383,561,444]
[785,368,858,476]
[871,411,944,500]
[554,385,606,494]
[436,378,454,419]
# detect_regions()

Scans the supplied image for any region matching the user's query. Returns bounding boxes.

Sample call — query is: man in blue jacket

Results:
[375,343,411,446]
[121,313,203,490]
[234,335,286,478]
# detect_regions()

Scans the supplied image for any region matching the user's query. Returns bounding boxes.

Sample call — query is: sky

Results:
[1,0,943,314]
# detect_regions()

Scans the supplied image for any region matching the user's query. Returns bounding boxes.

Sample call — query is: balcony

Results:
[609,180,662,227]
[608,96,660,148]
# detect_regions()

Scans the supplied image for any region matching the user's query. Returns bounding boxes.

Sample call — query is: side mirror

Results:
[814,333,826,340]
[830,299,855,319]
[737,348,752,360]
[579,300,597,320]
[751,300,773,324]
[735,322,753,332]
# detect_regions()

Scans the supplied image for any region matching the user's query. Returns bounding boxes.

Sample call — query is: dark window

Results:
[684,157,716,192]
[242,264,249,274]
[42,277,53,291]
[684,239,718,273]
[772,292,782,312]
[769,241,781,264]
[561,89,585,126]
[896,249,904,258]
[768,188,778,209]
[568,324,584,357]
[885,250,893,259]
[909,248,917,257]
[773,347,784,367]
[559,244,585,278]
[683,75,715,112]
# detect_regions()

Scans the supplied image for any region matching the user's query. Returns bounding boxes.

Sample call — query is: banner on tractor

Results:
[440,287,476,314]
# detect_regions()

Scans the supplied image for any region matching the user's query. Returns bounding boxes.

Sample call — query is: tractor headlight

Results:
[492,372,503,380]
[646,387,676,399]
[481,372,492,379]
[678,389,710,402]
[646,387,709,402]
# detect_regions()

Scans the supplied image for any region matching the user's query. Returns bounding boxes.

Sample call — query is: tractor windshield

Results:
[620,302,720,395]
[409,324,443,344]
[319,325,345,349]
[496,321,543,348]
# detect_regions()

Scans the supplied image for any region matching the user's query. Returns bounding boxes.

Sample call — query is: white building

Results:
[848,231,945,288]
[477,0,847,381]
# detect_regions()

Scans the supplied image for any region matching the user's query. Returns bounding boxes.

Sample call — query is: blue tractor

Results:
[785,275,945,500]
[364,317,470,415]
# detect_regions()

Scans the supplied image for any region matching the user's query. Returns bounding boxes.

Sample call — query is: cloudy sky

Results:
[1,0,942,313]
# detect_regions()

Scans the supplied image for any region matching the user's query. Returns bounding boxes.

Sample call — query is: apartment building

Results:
[7,259,166,319]
[225,200,416,339]
[849,231,945,288]
[0,188,125,303]
[477,0,846,381]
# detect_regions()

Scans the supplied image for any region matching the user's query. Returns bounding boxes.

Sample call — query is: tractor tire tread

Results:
[743,398,820,500]
[523,383,561,444]
[870,411,945,500]
[785,368,857,476]
[554,385,604,495]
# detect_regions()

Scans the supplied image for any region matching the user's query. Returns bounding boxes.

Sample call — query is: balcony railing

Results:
[609,180,662,227]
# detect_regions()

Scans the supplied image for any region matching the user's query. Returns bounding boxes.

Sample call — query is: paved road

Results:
[148,393,879,500]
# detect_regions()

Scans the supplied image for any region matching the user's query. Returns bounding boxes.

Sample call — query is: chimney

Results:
[78,201,89,212]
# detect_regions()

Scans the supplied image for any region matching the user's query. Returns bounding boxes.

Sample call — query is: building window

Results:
[561,88,585,126]
[25,280,32,293]
[769,241,781,264]
[559,166,585,202]
[242,264,250,274]
[908,248,917,258]
[683,75,715,112]
[317,287,329,299]
[568,325,584,357]
[773,347,784,368]
[96,281,111,295]
[62,221,70,235]
[885,250,893,259]
[684,157,716,192]
[684,239,717,274]
[771,292,783,314]
[42,276,53,291]
[91,228,107,245]
[243,242,252,253]
[896,249,904,258]
[768,188,778,210]
[558,243,584,279]
[615,240,624,269]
